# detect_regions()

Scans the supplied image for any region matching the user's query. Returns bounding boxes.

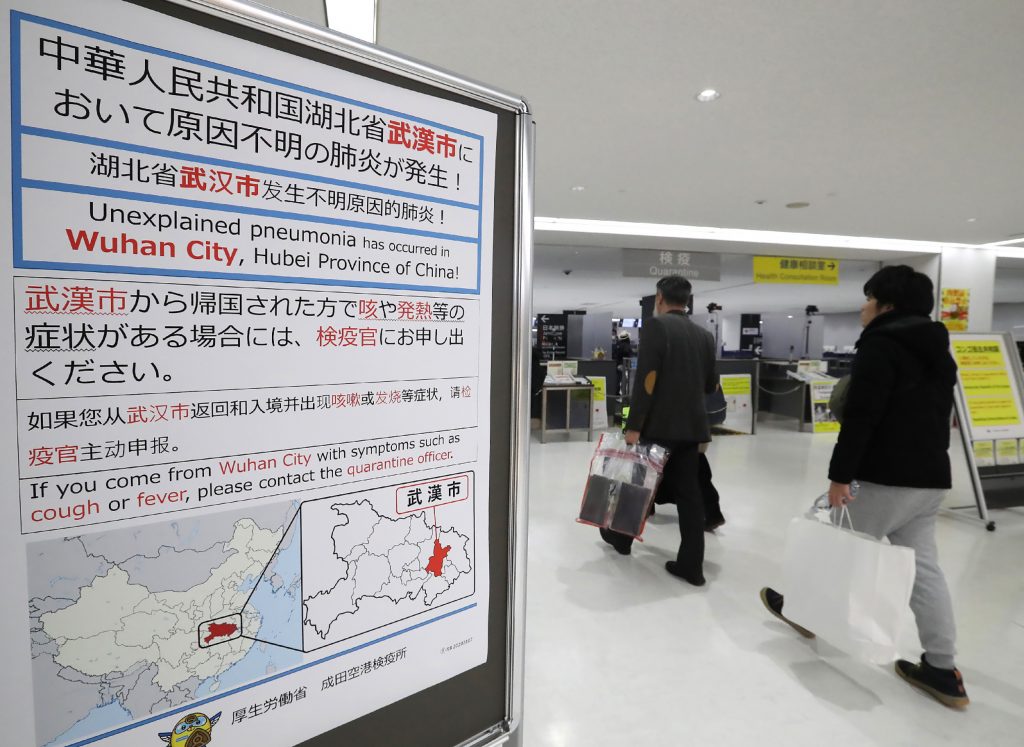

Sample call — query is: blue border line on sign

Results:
[10,11,23,265]
[477,129,484,292]
[65,602,478,747]
[22,179,477,245]
[12,256,480,294]
[22,127,480,212]
[11,11,487,294]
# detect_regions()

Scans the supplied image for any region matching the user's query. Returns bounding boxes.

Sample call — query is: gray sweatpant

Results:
[846,480,958,669]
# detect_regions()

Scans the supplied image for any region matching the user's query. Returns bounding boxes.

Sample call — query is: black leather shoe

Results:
[599,528,631,556]
[704,516,726,532]
[665,561,705,586]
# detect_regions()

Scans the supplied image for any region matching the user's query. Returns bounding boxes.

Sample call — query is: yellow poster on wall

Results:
[753,256,839,285]
[940,288,970,331]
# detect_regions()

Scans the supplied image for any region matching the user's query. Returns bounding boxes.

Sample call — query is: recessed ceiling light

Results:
[695,89,720,103]
[571,185,585,192]
[966,217,977,223]
[787,315,794,319]
[786,202,810,209]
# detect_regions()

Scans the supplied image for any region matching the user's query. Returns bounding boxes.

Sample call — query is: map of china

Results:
[303,500,471,640]
[37,520,280,692]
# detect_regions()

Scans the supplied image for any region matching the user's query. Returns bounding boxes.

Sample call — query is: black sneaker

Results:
[895,656,970,709]
[759,587,816,639]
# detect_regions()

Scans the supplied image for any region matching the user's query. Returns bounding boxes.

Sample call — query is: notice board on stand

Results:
[949,332,1024,529]
[0,1,533,746]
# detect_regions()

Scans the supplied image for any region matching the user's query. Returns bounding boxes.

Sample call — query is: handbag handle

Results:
[831,504,855,531]
[811,494,856,531]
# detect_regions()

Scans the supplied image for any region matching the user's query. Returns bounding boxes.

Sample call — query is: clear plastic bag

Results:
[576,431,669,539]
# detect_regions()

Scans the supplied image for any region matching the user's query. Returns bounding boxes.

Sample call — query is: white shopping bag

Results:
[782,504,916,664]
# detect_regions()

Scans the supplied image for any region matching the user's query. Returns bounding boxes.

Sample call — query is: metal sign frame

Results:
[947,330,1024,532]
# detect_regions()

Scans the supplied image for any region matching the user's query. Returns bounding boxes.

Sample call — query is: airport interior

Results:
[3,2,1024,747]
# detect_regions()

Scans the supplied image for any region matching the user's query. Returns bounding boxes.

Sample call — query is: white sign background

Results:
[0,2,497,746]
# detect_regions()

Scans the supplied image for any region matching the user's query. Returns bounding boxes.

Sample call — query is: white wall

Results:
[687,312,743,352]
[940,247,996,331]
[993,303,1024,339]
[823,312,862,350]
[720,314,741,350]
[761,313,824,359]
[263,0,328,24]
[581,312,615,357]
[689,312,722,351]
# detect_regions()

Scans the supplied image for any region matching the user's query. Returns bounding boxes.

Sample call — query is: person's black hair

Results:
[862,265,934,316]
[656,276,692,307]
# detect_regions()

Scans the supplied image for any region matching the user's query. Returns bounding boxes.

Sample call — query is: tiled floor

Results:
[521,419,1024,746]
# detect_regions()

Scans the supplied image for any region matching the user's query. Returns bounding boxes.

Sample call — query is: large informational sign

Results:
[1,2,501,746]
[950,335,1024,441]
[753,256,839,285]
[948,332,1024,529]
[622,248,721,281]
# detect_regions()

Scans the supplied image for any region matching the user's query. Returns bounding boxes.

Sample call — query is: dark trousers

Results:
[658,452,722,522]
[609,441,704,574]
[700,453,724,524]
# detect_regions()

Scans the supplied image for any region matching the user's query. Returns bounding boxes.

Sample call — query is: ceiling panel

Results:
[379,0,1024,244]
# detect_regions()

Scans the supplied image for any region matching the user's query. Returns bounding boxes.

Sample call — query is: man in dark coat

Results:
[599,276,718,585]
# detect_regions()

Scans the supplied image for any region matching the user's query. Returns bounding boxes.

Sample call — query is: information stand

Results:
[719,373,755,435]
[0,1,532,746]
[948,332,1024,531]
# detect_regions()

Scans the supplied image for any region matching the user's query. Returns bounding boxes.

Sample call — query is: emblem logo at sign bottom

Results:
[158,711,221,746]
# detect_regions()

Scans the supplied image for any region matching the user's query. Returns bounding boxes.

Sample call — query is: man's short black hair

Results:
[656,276,692,307]
[863,265,934,316]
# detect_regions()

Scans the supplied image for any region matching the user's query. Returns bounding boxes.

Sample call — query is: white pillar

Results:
[939,247,996,331]
[884,254,942,319]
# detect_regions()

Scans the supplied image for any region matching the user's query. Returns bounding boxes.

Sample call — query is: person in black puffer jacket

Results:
[761,265,969,709]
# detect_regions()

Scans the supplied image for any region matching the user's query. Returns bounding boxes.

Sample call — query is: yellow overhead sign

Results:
[753,256,839,285]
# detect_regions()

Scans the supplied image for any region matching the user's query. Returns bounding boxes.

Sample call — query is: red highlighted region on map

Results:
[204,622,239,644]
[425,539,451,577]
[198,613,243,648]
